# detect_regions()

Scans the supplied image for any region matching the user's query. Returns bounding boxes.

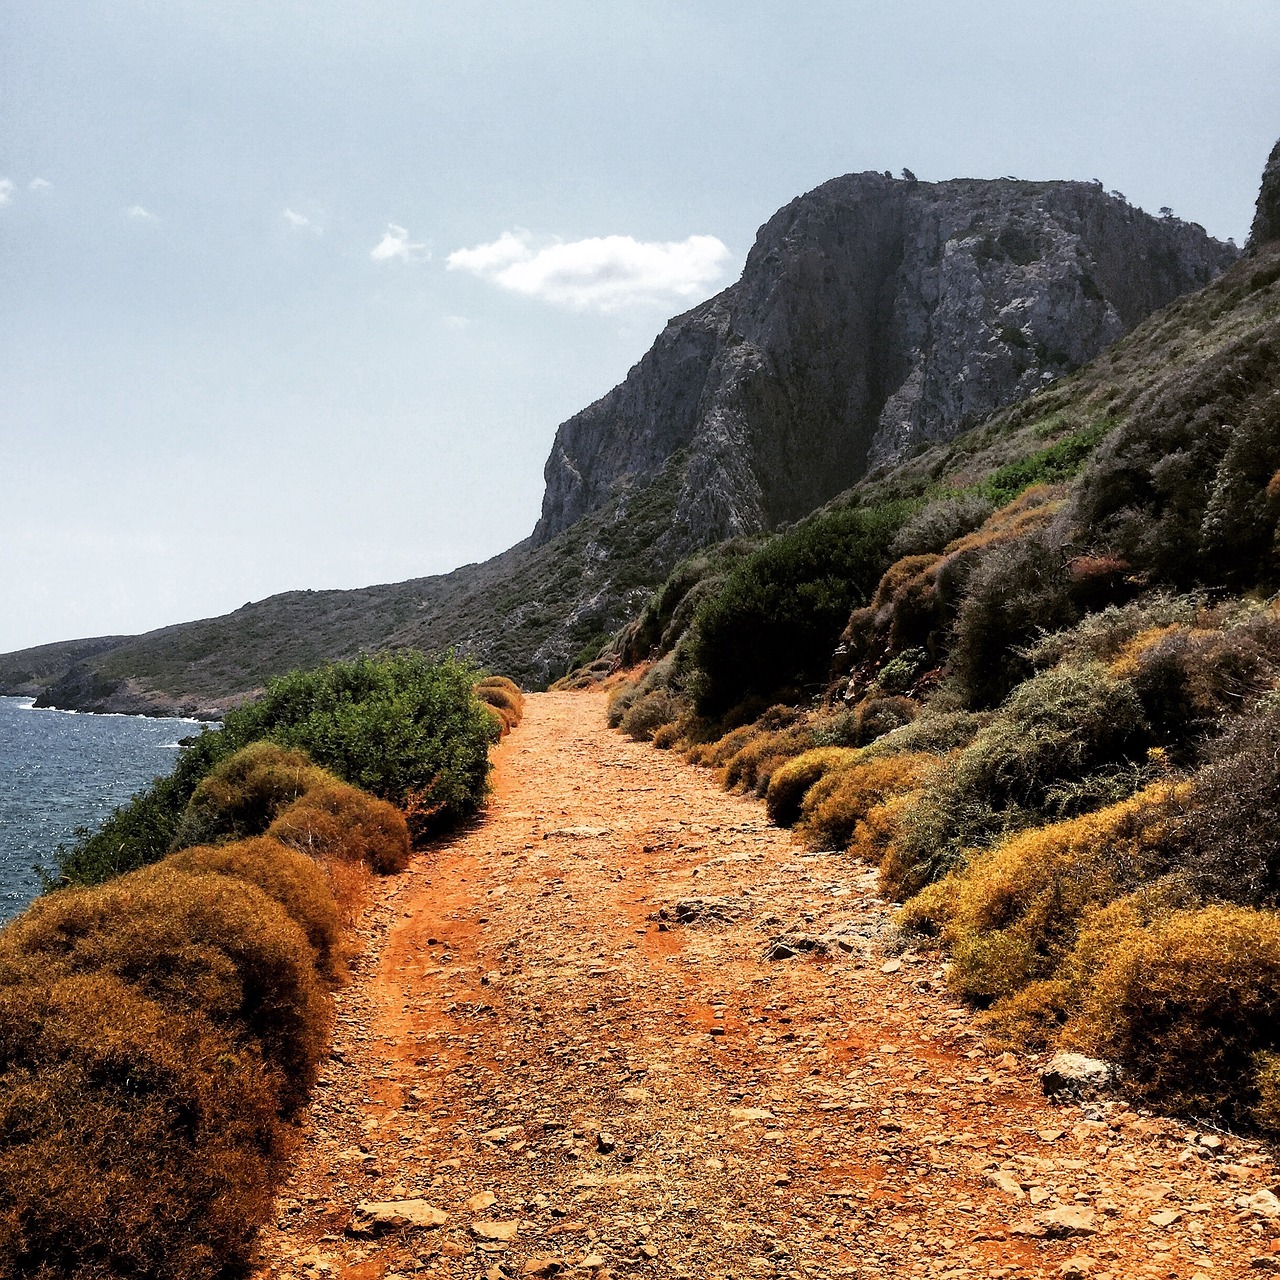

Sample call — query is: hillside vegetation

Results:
[0,655,520,1280]
[597,231,1280,1133]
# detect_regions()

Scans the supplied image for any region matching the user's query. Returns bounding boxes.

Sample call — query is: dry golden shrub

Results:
[1073,905,1280,1124]
[0,865,329,1114]
[651,723,681,750]
[942,485,1064,556]
[722,725,813,796]
[476,680,524,732]
[796,753,929,852]
[165,837,342,980]
[268,781,411,875]
[686,722,756,768]
[173,741,331,849]
[0,972,282,1280]
[765,748,860,827]
[1253,1052,1280,1134]
[480,701,516,736]
[901,785,1179,1004]
[319,855,375,927]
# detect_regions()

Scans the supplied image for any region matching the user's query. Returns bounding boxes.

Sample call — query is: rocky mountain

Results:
[0,169,1245,713]
[534,174,1235,554]
[1252,138,1280,249]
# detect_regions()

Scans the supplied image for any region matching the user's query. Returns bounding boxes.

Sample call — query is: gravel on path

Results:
[253,690,1278,1280]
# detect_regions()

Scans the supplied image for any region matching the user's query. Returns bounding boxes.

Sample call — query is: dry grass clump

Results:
[1074,905,1280,1127]
[620,688,683,742]
[267,781,411,875]
[172,742,330,850]
[0,973,283,1280]
[765,748,860,827]
[900,785,1180,1004]
[0,865,329,1114]
[796,753,930,853]
[166,837,342,980]
[475,677,524,734]
[722,723,814,796]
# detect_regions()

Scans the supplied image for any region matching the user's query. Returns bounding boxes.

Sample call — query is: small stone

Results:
[1041,1053,1116,1101]
[1059,1257,1096,1279]
[638,1242,659,1259]
[986,1170,1024,1198]
[1039,1205,1097,1238]
[729,1107,774,1122]
[1197,1133,1224,1152]
[880,959,902,974]
[347,1199,447,1236]
[582,1255,606,1268]
[1248,1188,1280,1218]
[521,1260,563,1277]
[466,1190,498,1212]
[1029,1186,1051,1205]
[1149,1209,1180,1227]
[596,1131,616,1154]
[472,1220,520,1242]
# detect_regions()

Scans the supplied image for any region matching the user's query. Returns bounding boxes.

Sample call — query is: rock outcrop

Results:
[1250,137,1280,249]
[534,174,1236,554]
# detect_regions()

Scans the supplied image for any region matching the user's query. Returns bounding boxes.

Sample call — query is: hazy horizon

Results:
[3,0,1277,653]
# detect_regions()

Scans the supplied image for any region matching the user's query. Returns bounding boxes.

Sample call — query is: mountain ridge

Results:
[0,171,1241,715]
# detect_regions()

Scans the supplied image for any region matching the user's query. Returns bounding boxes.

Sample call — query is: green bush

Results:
[887,663,1150,894]
[56,652,494,885]
[689,501,911,716]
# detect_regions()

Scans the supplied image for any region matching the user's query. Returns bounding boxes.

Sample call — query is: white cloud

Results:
[282,207,318,232]
[28,178,51,191]
[126,204,156,221]
[441,314,472,330]
[446,230,730,310]
[0,179,13,206]
[370,223,429,263]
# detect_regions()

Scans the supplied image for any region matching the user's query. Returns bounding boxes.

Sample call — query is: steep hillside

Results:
[0,173,1236,714]
[596,182,1280,1134]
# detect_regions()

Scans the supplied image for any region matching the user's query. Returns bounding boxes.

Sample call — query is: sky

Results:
[1,1,1277,654]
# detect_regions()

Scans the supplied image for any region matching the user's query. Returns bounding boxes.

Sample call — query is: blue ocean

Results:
[0,696,208,920]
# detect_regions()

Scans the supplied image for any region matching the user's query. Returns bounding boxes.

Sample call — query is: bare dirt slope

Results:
[254,690,1278,1280]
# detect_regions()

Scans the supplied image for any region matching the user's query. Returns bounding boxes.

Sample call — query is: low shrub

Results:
[1074,905,1280,1127]
[949,528,1079,708]
[900,785,1179,1004]
[606,682,639,729]
[765,748,860,827]
[57,652,495,884]
[651,723,681,750]
[172,742,330,851]
[0,866,329,1114]
[475,678,524,735]
[1172,702,1280,906]
[267,781,411,875]
[620,689,683,742]
[0,973,282,1280]
[796,754,930,853]
[886,662,1150,894]
[722,724,814,796]
[165,837,342,979]
[888,492,994,558]
[689,501,911,716]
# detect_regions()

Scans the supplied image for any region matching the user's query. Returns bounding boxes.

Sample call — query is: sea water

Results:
[0,696,211,921]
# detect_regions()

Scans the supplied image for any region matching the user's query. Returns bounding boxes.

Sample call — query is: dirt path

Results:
[254,690,1277,1280]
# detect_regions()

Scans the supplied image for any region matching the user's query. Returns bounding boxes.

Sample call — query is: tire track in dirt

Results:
[254,690,1277,1280]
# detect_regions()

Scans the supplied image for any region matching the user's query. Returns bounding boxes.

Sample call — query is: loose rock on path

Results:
[254,690,1279,1280]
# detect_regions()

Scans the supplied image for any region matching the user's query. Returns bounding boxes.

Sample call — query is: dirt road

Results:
[253,690,1277,1280]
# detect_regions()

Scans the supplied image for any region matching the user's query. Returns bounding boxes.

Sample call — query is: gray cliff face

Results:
[1250,138,1280,250]
[533,173,1237,553]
